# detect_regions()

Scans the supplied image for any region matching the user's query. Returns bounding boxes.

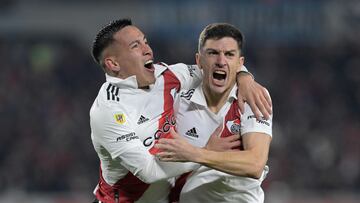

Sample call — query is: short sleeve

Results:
[168,63,202,90]
[90,104,143,159]
[240,103,273,137]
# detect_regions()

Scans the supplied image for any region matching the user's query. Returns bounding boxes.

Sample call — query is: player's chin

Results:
[139,76,156,87]
[210,84,228,94]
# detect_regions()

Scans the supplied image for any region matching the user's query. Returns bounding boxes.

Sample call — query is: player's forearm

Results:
[193,149,266,178]
[133,156,197,183]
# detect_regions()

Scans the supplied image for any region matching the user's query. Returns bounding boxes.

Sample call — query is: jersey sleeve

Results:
[91,103,198,184]
[117,146,199,183]
[167,63,202,90]
[240,102,273,137]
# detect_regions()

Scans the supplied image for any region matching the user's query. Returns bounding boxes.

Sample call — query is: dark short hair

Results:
[91,19,132,65]
[198,23,244,54]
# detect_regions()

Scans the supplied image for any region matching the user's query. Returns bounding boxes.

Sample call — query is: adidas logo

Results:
[185,127,198,138]
[137,115,149,125]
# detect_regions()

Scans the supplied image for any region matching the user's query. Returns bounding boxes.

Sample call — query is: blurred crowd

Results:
[0,18,359,201]
[0,36,101,193]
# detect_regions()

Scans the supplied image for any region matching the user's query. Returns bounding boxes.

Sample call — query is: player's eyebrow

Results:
[224,50,237,55]
[205,48,237,54]
[204,48,219,53]
[128,36,147,47]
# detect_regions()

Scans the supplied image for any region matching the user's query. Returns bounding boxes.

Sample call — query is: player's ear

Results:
[195,53,202,69]
[104,57,121,72]
[236,56,245,73]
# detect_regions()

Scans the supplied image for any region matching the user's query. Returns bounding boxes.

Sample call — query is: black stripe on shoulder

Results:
[180,89,195,100]
[186,65,196,77]
[106,83,120,102]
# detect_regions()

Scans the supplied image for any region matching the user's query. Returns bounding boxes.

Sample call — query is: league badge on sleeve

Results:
[114,113,126,124]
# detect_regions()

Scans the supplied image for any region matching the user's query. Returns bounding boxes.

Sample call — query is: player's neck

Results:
[203,87,232,114]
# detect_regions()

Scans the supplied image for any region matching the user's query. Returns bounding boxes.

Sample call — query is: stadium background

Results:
[0,0,359,202]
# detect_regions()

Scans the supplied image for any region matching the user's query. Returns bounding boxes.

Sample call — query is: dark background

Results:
[0,0,359,202]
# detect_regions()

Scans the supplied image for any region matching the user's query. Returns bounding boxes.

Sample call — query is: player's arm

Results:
[237,66,272,120]
[185,133,271,178]
[91,105,198,184]
[156,129,270,178]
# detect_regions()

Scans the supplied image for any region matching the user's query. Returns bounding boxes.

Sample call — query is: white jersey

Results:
[174,84,273,203]
[90,63,201,203]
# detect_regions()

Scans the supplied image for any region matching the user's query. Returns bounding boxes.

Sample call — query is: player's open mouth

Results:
[144,60,155,71]
[213,70,227,83]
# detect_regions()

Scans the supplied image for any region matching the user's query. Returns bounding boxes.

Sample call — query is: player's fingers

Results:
[156,140,176,150]
[157,151,175,158]
[237,88,245,114]
[237,97,245,114]
[155,143,168,150]
[261,87,272,117]
[255,94,268,120]
[224,134,240,142]
[260,94,271,120]
[157,154,172,161]
[169,128,181,139]
[158,138,171,144]
[262,87,272,108]
[229,140,241,149]
[248,97,261,120]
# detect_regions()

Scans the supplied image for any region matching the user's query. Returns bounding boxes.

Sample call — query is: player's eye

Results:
[131,43,139,49]
[225,52,235,57]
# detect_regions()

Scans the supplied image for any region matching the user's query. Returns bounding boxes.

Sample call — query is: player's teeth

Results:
[214,71,226,75]
[145,60,153,65]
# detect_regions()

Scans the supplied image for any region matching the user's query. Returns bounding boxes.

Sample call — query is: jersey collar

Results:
[105,74,139,88]
[104,63,168,89]
[190,84,238,107]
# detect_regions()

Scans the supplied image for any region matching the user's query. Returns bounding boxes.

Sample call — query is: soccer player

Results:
[157,23,272,203]
[90,19,271,203]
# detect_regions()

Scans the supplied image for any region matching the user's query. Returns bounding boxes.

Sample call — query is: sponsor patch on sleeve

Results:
[116,132,139,142]
[247,115,270,126]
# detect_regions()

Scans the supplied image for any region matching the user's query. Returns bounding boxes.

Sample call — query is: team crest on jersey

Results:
[226,119,241,134]
[114,113,126,124]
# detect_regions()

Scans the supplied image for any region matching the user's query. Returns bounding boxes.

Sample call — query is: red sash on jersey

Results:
[149,69,180,154]
[95,165,150,203]
[221,100,243,150]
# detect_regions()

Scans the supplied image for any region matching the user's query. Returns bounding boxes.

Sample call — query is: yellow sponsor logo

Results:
[114,113,126,124]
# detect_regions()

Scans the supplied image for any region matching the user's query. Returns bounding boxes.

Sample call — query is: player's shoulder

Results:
[167,63,197,75]
[94,82,123,108]
[179,88,196,101]
[90,83,128,123]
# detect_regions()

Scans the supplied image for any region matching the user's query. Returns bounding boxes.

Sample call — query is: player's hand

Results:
[156,128,198,162]
[205,124,241,151]
[237,73,272,120]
